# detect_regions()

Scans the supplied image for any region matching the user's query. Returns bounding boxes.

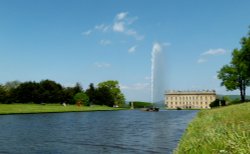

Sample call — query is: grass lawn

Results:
[175,102,250,154]
[0,104,124,115]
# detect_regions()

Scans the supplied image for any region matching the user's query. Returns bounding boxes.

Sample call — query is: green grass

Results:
[0,104,124,115]
[175,103,250,154]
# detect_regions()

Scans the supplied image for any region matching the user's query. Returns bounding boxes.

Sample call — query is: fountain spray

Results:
[151,42,166,105]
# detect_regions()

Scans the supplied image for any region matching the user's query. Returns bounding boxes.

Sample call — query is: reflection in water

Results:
[0,110,197,154]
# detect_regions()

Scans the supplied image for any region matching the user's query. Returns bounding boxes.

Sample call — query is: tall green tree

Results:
[85,83,96,105]
[218,28,250,102]
[240,27,250,76]
[98,80,125,106]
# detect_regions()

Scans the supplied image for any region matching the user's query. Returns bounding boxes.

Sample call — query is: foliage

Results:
[218,28,250,102]
[209,99,226,108]
[129,101,153,108]
[95,86,115,107]
[14,81,41,103]
[0,85,7,103]
[4,80,21,91]
[73,92,89,106]
[175,102,250,154]
[0,80,126,107]
[85,82,117,107]
[63,83,83,104]
[0,80,82,104]
[240,27,250,76]
[39,80,64,103]
[85,83,96,105]
[98,80,125,106]
[209,99,220,108]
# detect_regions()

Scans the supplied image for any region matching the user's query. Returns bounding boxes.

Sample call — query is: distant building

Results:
[165,90,216,109]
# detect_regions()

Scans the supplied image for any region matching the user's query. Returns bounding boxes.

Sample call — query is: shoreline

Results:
[0,104,126,115]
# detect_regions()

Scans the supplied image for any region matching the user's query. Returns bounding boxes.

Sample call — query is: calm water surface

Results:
[0,110,198,154]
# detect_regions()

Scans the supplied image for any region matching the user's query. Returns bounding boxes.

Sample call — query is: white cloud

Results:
[197,48,226,64]
[83,11,144,43]
[100,39,111,46]
[112,12,144,40]
[113,22,125,32]
[94,62,111,68]
[125,29,144,40]
[116,12,128,20]
[197,58,207,63]
[95,24,110,32]
[202,48,226,56]
[82,30,92,36]
[128,45,137,53]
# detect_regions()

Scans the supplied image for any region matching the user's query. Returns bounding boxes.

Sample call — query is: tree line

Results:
[218,27,250,102]
[0,79,125,107]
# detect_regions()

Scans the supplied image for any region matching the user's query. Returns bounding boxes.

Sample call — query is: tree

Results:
[218,28,250,102]
[218,52,249,102]
[72,82,83,94]
[14,81,41,103]
[95,86,115,107]
[39,80,64,103]
[97,80,125,106]
[4,80,21,91]
[3,80,21,103]
[62,83,83,104]
[0,85,7,103]
[240,27,250,76]
[85,83,96,105]
[73,92,89,106]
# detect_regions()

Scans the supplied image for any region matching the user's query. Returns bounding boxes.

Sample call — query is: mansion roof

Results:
[165,90,216,95]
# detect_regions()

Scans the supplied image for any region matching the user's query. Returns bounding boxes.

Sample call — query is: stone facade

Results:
[165,90,216,109]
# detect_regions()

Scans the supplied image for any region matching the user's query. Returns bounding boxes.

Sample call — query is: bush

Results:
[209,99,220,108]
[73,92,89,106]
[129,101,153,108]
[210,99,226,108]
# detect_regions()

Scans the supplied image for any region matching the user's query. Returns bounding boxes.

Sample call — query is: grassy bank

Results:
[0,104,124,115]
[175,103,250,154]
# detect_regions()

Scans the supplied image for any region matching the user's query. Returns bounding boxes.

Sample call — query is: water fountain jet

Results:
[151,42,166,107]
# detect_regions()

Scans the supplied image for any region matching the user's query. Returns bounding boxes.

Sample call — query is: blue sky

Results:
[1,0,250,102]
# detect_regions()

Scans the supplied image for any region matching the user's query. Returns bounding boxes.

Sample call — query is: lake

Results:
[0,110,198,154]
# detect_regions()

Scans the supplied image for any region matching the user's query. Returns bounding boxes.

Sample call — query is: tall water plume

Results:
[151,42,166,105]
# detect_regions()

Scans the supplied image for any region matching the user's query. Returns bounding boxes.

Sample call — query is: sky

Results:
[1,0,250,102]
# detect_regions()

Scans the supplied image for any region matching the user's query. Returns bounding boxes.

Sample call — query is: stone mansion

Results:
[165,90,216,109]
